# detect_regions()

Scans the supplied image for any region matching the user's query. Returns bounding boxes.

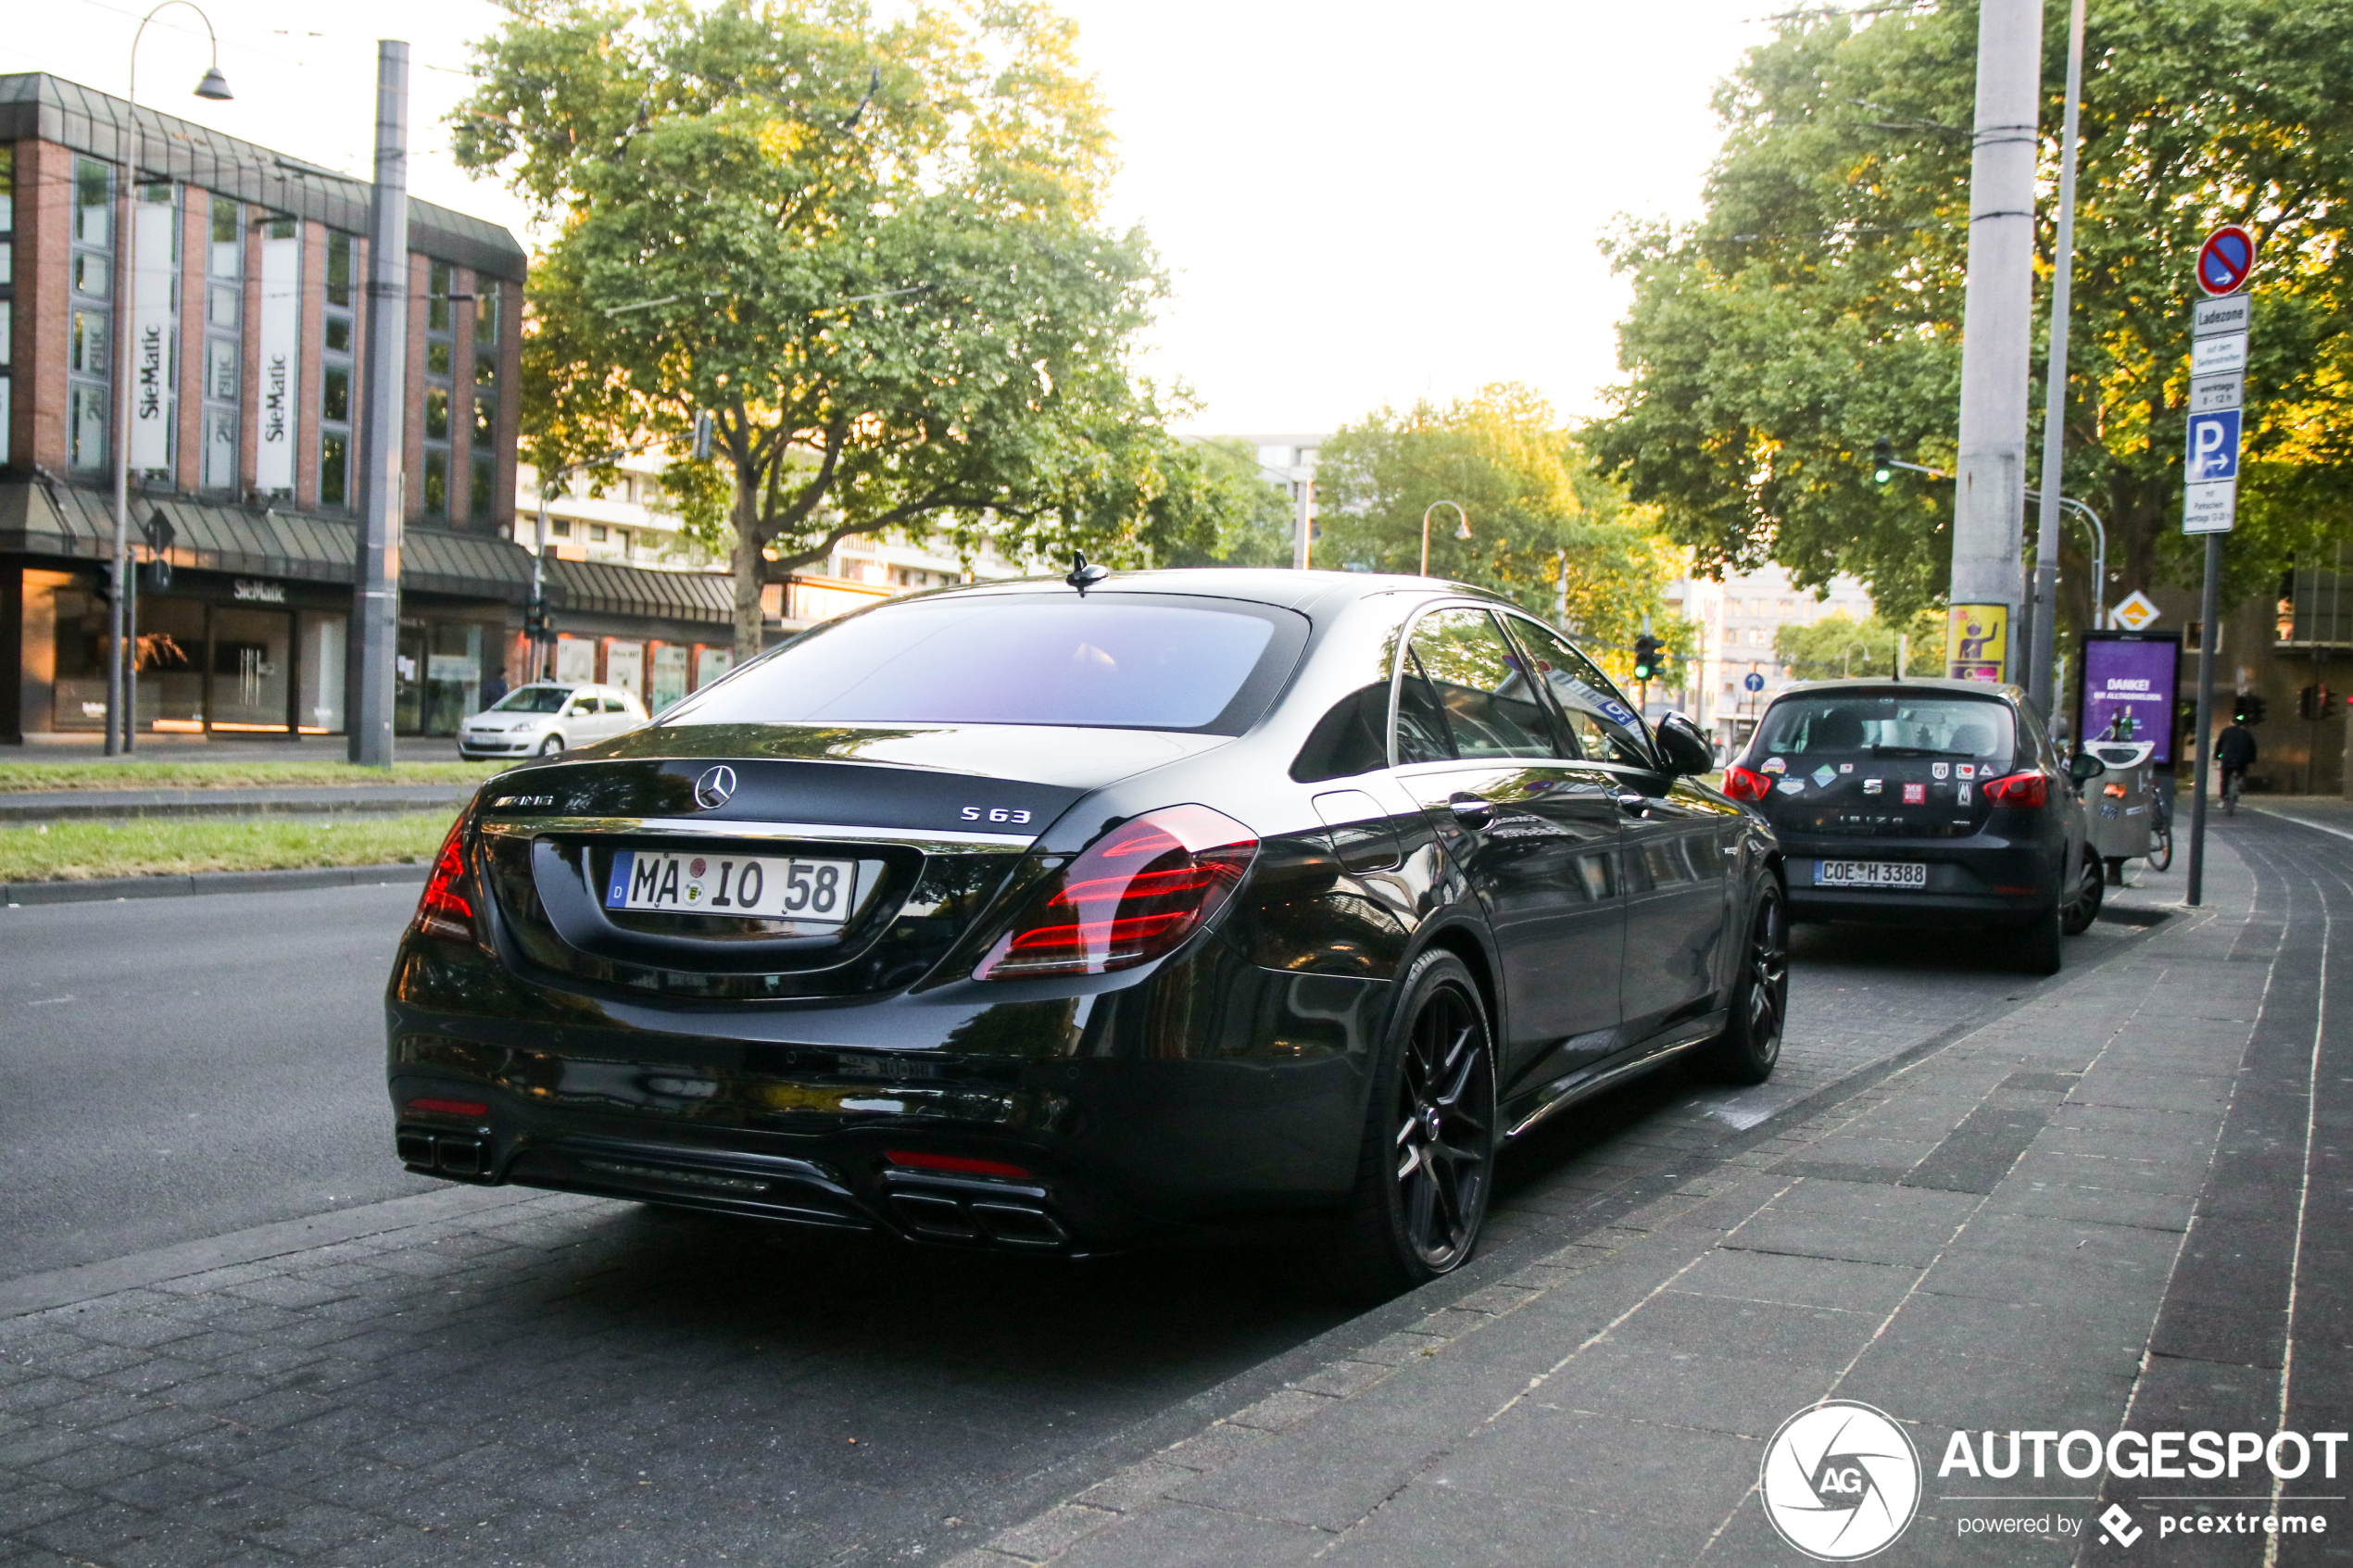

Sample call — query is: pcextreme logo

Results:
[1761,1401,1922,1561]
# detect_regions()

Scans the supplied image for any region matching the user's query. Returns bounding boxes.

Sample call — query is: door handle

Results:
[1448,793,1494,826]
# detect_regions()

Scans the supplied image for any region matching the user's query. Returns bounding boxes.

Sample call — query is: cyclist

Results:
[2215,717,2258,816]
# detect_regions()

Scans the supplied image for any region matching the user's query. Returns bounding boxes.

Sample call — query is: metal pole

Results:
[2029,0,2086,715]
[2186,533,2221,905]
[1291,479,1312,571]
[1951,0,2046,680]
[534,484,551,683]
[349,41,409,767]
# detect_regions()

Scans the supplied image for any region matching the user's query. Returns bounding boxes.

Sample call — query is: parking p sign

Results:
[2186,409,2241,481]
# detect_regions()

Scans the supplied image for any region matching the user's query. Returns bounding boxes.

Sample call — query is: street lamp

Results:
[107,2,232,756]
[1840,640,1870,677]
[1420,500,1469,577]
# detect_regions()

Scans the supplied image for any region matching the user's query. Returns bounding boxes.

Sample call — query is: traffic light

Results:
[2299,684,2334,721]
[524,597,551,641]
[1872,438,1894,484]
[1632,633,1664,683]
[2233,692,2267,725]
[692,409,714,462]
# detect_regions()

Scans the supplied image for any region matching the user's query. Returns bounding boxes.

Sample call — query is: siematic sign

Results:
[233,579,288,604]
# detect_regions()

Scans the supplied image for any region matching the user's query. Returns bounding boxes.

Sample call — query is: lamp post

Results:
[108,2,231,756]
[1841,640,1870,678]
[1420,500,1468,577]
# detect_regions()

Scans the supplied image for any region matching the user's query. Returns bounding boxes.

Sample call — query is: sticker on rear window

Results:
[1864,778,1882,795]
[1931,762,1950,780]
[1762,757,1787,774]
[1958,783,1972,805]
[1839,762,1855,773]
[1903,783,1926,804]
[1812,765,1836,787]
[1777,779,1805,795]
[1957,763,1976,779]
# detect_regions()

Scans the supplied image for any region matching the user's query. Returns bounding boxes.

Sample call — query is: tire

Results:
[1708,884,1787,1085]
[1328,950,1498,1299]
[2059,848,2105,935]
[2148,828,2173,872]
[537,734,565,758]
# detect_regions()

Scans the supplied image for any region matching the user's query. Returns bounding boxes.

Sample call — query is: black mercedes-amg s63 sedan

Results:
[386,569,1786,1292]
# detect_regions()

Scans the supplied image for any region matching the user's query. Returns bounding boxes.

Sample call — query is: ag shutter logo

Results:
[1762,1401,1922,1561]
[2099,1503,2144,1547]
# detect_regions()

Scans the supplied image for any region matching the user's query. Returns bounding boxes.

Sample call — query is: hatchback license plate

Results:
[605,849,859,923]
[1817,859,1928,890]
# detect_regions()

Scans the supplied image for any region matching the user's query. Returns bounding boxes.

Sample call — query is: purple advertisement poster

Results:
[2081,634,2181,764]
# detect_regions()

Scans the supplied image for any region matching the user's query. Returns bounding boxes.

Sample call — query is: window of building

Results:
[420,258,452,519]
[68,157,115,472]
[318,231,356,508]
[470,282,501,524]
[0,145,12,464]
[588,523,607,542]
[201,196,243,491]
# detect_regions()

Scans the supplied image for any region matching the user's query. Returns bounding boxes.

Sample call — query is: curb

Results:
[3,860,432,906]
[0,789,470,825]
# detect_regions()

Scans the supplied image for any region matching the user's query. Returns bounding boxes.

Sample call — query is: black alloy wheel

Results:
[1709,884,1788,1085]
[2059,847,2106,935]
[1333,951,1496,1296]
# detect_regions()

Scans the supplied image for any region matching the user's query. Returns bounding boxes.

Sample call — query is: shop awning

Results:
[543,556,734,625]
[4,481,535,602]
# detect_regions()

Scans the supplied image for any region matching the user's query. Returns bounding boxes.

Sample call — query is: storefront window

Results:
[396,618,491,734]
[210,606,291,732]
[139,598,206,732]
[298,609,346,733]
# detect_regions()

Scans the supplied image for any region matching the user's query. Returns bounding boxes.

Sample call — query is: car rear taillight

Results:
[885,1149,1034,1179]
[975,805,1258,980]
[1982,771,2048,809]
[1721,764,1770,802]
[410,816,478,944]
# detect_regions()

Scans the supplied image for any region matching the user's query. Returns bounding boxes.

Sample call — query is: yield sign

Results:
[2197,224,2258,296]
[2111,591,2160,632]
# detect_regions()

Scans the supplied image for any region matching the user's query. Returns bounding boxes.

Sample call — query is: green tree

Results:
[459,0,1232,654]
[1314,384,1692,678]
[1773,608,1949,680]
[1590,0,2353,633]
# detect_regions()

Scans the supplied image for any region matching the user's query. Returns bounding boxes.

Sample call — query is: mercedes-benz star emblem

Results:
[693,765,737,811]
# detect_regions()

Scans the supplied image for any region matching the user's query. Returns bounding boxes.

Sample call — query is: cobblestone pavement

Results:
[1,862,2181,1568]
[938,818,2346,1568]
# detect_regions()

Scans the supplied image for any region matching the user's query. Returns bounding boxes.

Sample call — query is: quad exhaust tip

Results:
[397,1125,492,1181]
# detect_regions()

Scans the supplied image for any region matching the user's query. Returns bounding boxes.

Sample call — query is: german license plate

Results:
[1817,859,1928,889]
[604,849,859,923]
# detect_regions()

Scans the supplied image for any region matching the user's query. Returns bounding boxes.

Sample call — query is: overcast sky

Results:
[7,0,1776,434]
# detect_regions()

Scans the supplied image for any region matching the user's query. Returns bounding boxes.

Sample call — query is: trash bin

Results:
[2084,740,2155,878]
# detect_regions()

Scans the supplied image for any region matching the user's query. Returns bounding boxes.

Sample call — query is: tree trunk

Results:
[731,473,766,662]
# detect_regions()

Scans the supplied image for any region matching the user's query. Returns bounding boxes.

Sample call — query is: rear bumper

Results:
[1781,839,2060,926]
[385,939,1390,1254]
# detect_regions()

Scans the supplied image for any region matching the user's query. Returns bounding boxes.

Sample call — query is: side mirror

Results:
[1655,711,1715,776]
[2067,752,2106,784]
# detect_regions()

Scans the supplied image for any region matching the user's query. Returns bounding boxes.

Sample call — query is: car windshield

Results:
[489,686,573,714]
[664,594,1293,732]
[1755,694,2017,767]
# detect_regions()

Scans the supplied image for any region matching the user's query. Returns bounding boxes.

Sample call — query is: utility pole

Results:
[349,41,409,767]
[1291,479,1313,571]
[2027,0,2086,716]
[1949,0,2045,683]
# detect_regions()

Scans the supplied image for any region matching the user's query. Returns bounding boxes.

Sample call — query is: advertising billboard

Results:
[2079,632,2182,765]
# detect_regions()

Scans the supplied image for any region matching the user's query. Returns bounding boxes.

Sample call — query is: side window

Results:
[1401,608,1559,761]
[602,695,628,714]
[1393,648,1455,765]
[1292,627,1403,782]
[1507,619,1654,768]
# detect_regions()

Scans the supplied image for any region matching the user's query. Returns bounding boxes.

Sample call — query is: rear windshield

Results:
[664,594,1301,733]
[490,686,573,714]
[1752,694,2017,769]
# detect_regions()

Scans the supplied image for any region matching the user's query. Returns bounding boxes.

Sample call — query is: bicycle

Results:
[2147,784,2173,872]
[2221,766,2245,818]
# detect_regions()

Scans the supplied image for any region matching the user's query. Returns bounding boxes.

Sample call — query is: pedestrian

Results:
[480,668,510,713]
[2215,715,2256,815]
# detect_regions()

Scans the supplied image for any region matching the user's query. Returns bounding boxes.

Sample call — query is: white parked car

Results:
[458,683,648,760]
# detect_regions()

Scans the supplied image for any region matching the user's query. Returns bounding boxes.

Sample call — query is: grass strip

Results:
[0,813,457,883]
[0,760,516,794]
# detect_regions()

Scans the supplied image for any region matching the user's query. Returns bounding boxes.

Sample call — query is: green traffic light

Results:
[1874,466,1893,484]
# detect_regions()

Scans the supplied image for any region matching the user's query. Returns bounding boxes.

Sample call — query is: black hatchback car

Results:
[387,571,1784,1292]
[1720,677,2103,972]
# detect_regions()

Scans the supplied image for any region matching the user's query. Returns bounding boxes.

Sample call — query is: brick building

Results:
[0,74,736,741]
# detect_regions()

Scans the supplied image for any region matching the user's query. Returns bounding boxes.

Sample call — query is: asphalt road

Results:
[0,883,442,1280]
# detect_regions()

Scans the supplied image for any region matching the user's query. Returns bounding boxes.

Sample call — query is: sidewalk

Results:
[0,785,475,825]
[948,819,2341,1568]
